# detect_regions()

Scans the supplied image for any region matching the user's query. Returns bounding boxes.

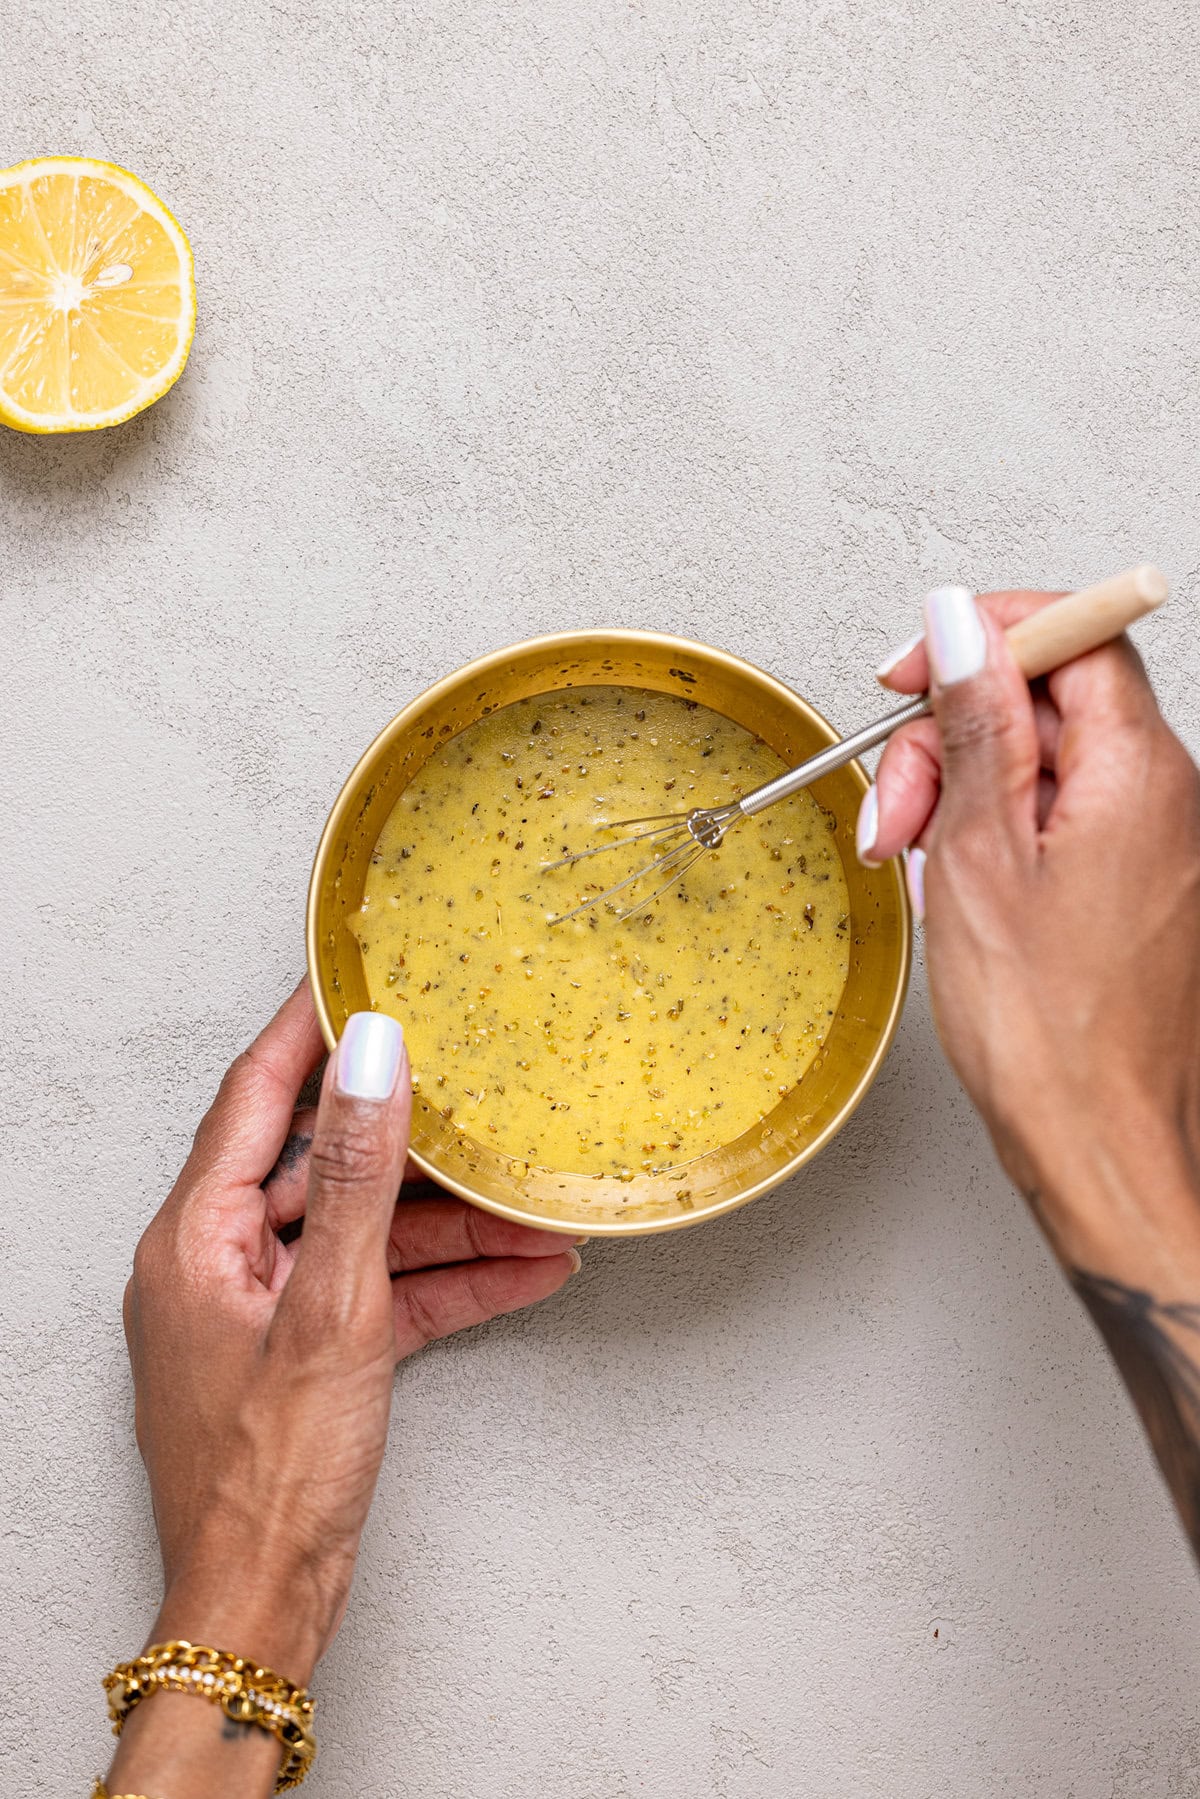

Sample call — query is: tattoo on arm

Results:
[221,1714,255,1741]
[1072,1269,1200,1557]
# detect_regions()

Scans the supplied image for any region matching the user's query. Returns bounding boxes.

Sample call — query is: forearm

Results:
[1072,1265,1200,1555]
[1007,1098,1200,1557]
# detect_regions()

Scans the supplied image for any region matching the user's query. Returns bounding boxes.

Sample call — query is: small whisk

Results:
[543,567,1167,926]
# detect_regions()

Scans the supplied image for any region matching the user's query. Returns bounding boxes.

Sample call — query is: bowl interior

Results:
[308,633,910,1235]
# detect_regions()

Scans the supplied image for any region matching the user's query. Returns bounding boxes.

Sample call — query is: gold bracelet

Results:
[102,1640,317,1792]
[93,1785,161,1798]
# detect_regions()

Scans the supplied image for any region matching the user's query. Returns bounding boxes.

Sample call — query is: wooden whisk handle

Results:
[1004,565,1168,681]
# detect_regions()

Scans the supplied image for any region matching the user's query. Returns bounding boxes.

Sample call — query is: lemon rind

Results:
[0,155,196,434]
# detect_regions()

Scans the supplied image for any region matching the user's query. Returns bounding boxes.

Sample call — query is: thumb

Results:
[925,584,1039,849]
[286,1013,411,1314]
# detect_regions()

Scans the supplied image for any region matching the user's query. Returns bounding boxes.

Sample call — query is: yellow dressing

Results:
[356,686,850,1177]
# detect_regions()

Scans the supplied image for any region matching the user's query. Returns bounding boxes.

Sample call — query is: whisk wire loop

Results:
[540,816,690,875]
[546,825,706,926]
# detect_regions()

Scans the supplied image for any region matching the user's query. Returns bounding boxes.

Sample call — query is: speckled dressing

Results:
[356,687,849,1175]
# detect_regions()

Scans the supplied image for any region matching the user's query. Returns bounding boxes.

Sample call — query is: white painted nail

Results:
[565,1247,583,1274]
[875,631,924,681]
[906,847,926,923]
[335,1012,405,1101]
[856,783,881,866]
[924,585,986,687]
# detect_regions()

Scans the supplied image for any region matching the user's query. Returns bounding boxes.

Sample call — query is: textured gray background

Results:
[3,3,1199,1794]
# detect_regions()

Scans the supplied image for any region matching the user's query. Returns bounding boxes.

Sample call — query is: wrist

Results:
[153,1586,325,1691]
[156,1524,344,1687]
[997,1082,1200,1280]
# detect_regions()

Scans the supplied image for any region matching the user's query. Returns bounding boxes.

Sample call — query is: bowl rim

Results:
[306,627,912,1235]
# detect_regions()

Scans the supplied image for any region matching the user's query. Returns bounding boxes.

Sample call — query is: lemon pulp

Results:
[0,157,194,432]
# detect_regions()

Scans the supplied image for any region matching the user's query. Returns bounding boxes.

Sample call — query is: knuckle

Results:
[217,1051,258,1113]
[130,1231,157,1290]
[939,696,1023,759]
[462,1257,512,1319]
[463,1205,488,1260]
[1157,730,1200,804]
[309,1124,387,1193]
[213,1043,293,1131]
[397,1281,444,1349]
[130,1216,202,1309]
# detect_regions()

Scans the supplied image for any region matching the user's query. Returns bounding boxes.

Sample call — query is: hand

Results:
[121,983,581,1684]
[860,586,1200,1561]
[862,586,1200,1250]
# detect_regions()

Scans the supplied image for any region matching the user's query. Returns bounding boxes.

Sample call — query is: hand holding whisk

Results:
[543,567,1168,926]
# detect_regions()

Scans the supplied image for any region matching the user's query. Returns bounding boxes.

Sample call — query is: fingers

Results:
[388,1200,583,1272]
[261,1107,318,1227]
[1047,632,1163,789]
[262,1115,566,1281]
[1041,635,1167,846]
[876,589,1067,693]
[922,586,1040,850]
[868,687,1062,862]
[1032,692,1062,772]
[263,1102,576,1273]
[866,589,1060,863]
[392,1250,580,1360]
[187,979,326,1189]
[262,1100,570,1270]
[264,1112,438,1230]
[1037,770,1057,830]
[282,1013,411,1317]
[870,579,1157,872]
[862,717,942,863]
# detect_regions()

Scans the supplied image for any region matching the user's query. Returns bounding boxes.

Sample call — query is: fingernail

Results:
[875,631,924,681]
[924,585,986,686]
[906,847,926,923]
[571,1235,589,1245]
[335,1012,405,1101]
[855,783,882,866]
[565,1247,583,1274]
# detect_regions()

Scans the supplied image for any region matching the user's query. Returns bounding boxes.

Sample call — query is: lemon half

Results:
[0,157,195,433]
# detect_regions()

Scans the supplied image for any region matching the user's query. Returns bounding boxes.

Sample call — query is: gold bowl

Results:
[307,631,911,1237]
